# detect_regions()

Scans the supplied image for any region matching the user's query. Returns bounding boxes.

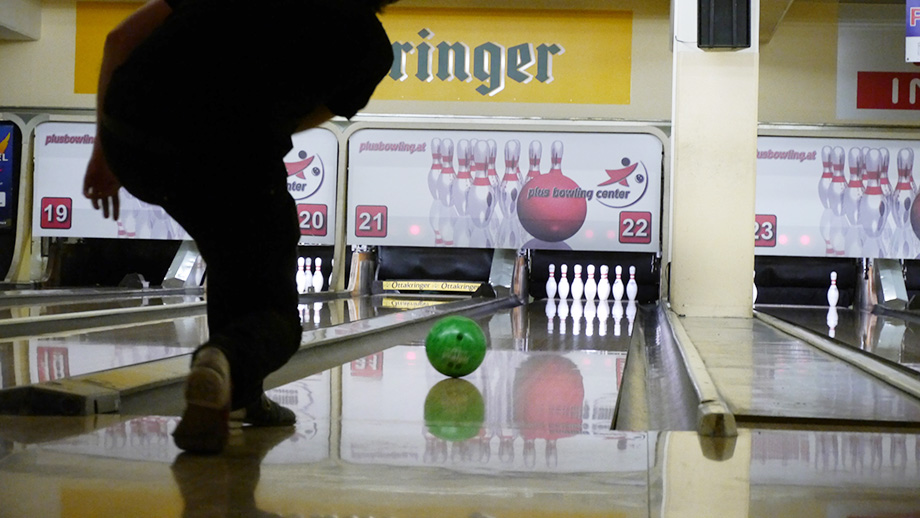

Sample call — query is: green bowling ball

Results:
[425,315,487,378]
[424,378,485,442]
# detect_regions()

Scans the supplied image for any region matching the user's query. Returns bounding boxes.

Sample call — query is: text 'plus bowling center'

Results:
[1,1,920,517]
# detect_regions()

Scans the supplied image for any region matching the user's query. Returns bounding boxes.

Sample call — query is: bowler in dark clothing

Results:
[83,0,396,453]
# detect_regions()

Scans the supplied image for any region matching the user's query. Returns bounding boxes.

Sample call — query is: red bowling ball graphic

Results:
[517,141,587,243]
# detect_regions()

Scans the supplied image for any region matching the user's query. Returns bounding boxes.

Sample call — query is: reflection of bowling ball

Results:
[424,378,485,441]
[513,356,585,440]
[517,173,587,242]
[425,316,487,377]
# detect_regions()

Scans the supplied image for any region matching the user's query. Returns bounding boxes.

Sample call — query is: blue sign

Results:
[0,123,16,229]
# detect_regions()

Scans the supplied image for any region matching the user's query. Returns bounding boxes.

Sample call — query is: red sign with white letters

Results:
[856,72,920,110]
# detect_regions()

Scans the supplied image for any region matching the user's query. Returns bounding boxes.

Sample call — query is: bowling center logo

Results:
[285,149,325,201]
[594,157,650,209]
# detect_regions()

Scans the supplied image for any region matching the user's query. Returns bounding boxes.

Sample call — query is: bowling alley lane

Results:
[756,305,920,375]
[1,300,918,518]
[0,315,207,390]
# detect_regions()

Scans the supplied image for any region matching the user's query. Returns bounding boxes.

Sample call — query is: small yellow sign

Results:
[381,298,450,309]
[381,280,481,292]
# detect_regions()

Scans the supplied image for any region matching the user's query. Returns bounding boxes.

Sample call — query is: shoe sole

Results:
[172,366,230,454]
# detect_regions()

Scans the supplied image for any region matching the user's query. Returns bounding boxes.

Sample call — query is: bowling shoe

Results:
[173,347,232,454]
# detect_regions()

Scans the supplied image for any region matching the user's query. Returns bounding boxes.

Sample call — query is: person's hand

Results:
[83,145,121,220]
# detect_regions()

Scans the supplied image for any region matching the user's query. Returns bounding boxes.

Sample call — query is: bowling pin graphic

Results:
[612,265,625,302]
[546,263,558,299]
[571,264,584,301]
[296,257,308,294]
[558,264,570,300]
[436,139,456,207]
[858,149,889,255]
[428,137,441,201]
[843,147,864,227]
[829,147,847,217]
[827,271,839,308]
[549,140,564,175]
[584,264,597,302]
[452,139,474,216]
[818,145,833,209]
[597,265,611,302]
[429,199,443,245]
[499,140,522,218]
[525,140,542,185]
[487,139,500,190]
[894,148,915,228]
[626,266,638,302]
[879,147,893,206]
[468,140,496,229]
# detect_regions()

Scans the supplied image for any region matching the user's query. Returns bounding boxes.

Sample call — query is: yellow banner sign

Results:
[378,8,632,104]
[74,4,632,105]
[381,280,481,292]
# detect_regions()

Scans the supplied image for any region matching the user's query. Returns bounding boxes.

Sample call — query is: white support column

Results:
[669,0,760,317]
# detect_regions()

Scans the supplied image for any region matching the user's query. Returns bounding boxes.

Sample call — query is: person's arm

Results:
[83,0,173,220]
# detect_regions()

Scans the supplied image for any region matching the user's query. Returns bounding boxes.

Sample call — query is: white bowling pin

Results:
[612,265,624,302]
[312,257,324,292]
[296,257,308,294]
[558,264,570,300]
[597,265,611,302]
[626,266,638,302]
[428,137,441,200]
[545,264,558,299]
[827,271,839,307]
[571,264,584,301]
[584,264,597,301]
[304,258,313,292]
[752,270,757,304]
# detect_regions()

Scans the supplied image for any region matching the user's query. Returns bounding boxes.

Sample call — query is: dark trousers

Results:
[100,124,303,409]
